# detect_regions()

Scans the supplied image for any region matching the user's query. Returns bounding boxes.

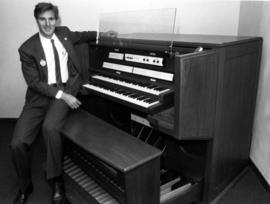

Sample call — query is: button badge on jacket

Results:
[40,59,46,67]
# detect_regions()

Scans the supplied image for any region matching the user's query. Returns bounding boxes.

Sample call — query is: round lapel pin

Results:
[40,59,46,67]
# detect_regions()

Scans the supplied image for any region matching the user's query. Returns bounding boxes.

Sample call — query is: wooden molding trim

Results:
[0,118,17,122]
[249,159,270,193]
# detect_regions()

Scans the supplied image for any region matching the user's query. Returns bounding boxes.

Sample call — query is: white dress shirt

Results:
[39,33,69,98]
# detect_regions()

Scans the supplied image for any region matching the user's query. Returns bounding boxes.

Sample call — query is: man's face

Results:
[36,10,57,38]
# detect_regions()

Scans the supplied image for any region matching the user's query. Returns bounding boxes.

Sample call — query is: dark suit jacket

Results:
[18,26,96,107]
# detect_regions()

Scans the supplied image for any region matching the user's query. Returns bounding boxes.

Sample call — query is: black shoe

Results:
[52,181,67,204]
[13,184,33,204]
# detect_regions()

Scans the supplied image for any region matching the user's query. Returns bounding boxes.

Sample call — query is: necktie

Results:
[51,39,63,89]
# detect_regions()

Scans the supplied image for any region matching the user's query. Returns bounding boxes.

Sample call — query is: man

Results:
[10,2,114,204]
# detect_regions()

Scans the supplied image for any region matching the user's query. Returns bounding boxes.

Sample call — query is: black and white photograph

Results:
[0,0,270,203]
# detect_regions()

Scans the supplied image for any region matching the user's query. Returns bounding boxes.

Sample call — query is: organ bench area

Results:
[61,34,262,204]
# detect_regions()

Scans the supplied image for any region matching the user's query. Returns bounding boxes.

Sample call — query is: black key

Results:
[122,91,132,96]
[147,84,158,88]
[128,93,138,98]
[137,95,148,100]
[154,87,166,91]
[144,98,156,103]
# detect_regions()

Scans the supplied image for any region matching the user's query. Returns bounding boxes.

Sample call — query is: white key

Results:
[72,170,85,180]
[103,199,119,204]
[64,163,74,171]
[76,174,89,184]
[63,157,72,165]
[81,179,95,189]
[88,184,102,194]
[96,193,112,203]
[63,160,74,169]
[86,183,100,193]
[65,165,78,174]
[91,188,106,198]
[69,168,82,177]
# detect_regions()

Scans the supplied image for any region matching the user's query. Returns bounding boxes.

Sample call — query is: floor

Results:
[214,168,270,204]
[0,120,270,204]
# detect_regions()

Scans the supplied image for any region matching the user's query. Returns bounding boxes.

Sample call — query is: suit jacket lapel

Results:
[32,33,48,81]
[55,29,80,72]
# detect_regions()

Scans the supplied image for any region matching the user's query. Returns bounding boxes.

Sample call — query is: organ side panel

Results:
[208,39,263,200]
[176,51,219,140]
[148,50,219,140]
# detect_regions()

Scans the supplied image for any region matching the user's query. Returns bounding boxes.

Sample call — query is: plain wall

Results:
[0,0,240,117]
[238,1,270,185]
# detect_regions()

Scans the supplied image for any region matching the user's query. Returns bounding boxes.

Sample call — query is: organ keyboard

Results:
[91,75,170,95]
[83,83,159,108]
[83,72,173,112]
[82,46,174,113]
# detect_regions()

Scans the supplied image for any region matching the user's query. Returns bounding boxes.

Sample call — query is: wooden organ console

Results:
[61,34,262,204]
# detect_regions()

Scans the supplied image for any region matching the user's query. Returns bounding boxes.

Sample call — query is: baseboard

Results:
[249,159,270,192]
[0,118,17,123]
[210,167,249,204]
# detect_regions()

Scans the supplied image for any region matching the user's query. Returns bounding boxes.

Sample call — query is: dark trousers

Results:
[10,99,69,192]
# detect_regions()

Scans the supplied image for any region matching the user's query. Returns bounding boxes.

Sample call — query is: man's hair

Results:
[34,2,59,19]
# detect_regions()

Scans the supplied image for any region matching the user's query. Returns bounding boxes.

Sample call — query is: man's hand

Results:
[61,92,81,109]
